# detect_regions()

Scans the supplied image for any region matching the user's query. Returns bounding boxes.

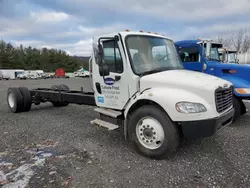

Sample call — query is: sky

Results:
[0,0,250,56]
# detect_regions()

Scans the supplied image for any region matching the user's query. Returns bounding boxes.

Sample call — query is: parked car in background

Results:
[0,71,3,80]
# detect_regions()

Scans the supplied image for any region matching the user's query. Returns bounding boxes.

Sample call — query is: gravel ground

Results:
[0,78,250,188]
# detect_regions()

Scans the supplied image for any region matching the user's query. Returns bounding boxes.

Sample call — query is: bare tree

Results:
[241,29,250,53]
[216,28,250,52]
[216,32,232,48]
[232,29,245,52]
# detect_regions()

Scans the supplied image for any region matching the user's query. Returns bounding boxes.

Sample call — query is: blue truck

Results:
[175,39,250,120]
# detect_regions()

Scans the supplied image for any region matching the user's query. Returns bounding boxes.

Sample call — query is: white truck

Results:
[219,48,239,64]
[74,68,90,77]
[24,70,42,79]
[6,31,235,159]
[0,69,24,80]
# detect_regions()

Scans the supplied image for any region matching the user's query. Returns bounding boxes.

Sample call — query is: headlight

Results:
[176,102,207,113]
[235,88,250,94]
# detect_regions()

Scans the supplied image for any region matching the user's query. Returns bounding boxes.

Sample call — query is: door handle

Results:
[95,82,101,94]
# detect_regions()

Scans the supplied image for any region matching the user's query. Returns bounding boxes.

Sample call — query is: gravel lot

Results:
[1,78,250,188]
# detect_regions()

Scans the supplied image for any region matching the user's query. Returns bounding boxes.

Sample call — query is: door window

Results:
[103,40,123,73]
[179,47,200,62]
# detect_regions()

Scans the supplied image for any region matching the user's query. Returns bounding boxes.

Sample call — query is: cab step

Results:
[90,118,119,130]
[94,107,122,118]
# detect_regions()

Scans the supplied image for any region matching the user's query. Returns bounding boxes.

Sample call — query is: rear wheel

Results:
[7,88,24,113]
[58,84,70,91]
[233,97,246,122]
[51,85,69,107]
[19,87,32,112]
[127,105,179,159]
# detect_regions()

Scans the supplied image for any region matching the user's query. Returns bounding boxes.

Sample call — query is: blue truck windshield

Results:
[126,35,183,75]
[204,44,221,62]
[204,47,220,61]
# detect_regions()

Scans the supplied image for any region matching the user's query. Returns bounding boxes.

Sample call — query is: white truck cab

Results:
[7,31,235,159]
[91,31,234,158]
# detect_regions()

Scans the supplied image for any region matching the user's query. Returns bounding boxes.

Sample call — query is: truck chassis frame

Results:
[30,88,96,106]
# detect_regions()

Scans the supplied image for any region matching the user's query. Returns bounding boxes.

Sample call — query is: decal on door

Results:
[97,96,104,103]
[104,77,115,85]
[100,84,120,107]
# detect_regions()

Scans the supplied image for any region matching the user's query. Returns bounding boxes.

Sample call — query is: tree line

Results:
[0,39,90,72]
[216,28,250,53]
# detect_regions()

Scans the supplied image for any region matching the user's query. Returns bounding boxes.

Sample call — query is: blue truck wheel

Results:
[233,97,246,121]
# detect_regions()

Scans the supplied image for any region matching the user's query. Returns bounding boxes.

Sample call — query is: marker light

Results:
[139,30,143,32]
[229,69,237,74]
[235,88,250,94]
[125,29,130,32]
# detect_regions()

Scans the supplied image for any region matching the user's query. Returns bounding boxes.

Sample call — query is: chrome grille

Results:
[215,86,233,113]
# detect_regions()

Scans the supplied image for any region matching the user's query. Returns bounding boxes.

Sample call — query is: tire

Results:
[7,87,24,113]
[58,84,70,91]
[19,87,32,112]
[50,85,69,107]
[51,85,62,107]
[51,85,60,91]
[58,84,70,106]
[127,105,179,159]
[233,97,246,122]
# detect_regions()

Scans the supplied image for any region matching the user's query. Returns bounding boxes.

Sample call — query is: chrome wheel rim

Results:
[8,93,15,108]
[136,116,165,150]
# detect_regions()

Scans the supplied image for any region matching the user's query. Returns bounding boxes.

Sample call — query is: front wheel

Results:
[233,97,246,122]
[127,105,179,159]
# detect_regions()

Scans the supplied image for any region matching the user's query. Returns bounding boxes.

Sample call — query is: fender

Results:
[220,75,250,98]
[124,87,217,122]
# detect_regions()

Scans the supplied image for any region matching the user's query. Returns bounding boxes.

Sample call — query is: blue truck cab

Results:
[175,39,250,120]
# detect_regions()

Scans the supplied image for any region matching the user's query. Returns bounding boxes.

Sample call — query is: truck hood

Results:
[140,69,232,93]
[207,61,250,82]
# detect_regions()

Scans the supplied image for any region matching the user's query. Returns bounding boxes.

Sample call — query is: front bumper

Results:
[180,107,235,139]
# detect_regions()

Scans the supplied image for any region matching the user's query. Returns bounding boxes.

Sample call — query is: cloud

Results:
[8,23,134,56]
[0,0,249,56]
[30,11,69,23]
[31,0,250,22]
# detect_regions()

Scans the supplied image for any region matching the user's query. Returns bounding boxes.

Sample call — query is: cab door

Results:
[92,37,130,110]
[179,46,203,72]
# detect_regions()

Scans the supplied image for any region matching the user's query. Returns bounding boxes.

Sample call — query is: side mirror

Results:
[202,63,207,71]
[206,41,211,58]
[96,43,104,65]
[99,64,110,76]
[221,52,226,62]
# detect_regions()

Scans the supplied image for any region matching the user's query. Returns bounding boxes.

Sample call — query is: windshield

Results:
[126,35,183,75]
[210,47,220,61]
[228,52,236,63]
[204,44,221,62]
